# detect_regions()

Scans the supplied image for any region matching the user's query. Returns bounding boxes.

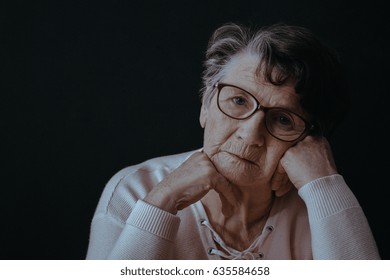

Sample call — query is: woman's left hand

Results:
[278,136,338,189]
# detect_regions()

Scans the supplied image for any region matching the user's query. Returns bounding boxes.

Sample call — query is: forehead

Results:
[221,52,304,113]
[222,52,262,85]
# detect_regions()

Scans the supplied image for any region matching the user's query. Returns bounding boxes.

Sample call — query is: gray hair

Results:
[199,22,349,137]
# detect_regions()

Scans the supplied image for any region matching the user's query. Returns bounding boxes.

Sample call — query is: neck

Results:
[201,186,274,250]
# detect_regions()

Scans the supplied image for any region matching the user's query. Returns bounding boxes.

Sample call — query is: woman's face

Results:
[200,52,308,190]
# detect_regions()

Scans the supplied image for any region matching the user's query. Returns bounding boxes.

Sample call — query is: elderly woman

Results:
[86,23,380,259]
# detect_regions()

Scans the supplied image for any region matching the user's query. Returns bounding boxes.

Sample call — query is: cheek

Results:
[203,116,237,154]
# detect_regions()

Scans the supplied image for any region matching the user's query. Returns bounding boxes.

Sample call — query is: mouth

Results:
[223,151,258,166]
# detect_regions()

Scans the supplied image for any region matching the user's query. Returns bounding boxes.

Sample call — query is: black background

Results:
[2,0,390,259]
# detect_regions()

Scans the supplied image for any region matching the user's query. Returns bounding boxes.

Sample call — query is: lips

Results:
[224,151,258,165]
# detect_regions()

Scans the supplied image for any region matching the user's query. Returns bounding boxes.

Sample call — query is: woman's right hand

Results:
[143,152,236,214]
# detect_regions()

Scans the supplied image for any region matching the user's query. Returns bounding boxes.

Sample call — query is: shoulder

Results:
[116,149,199,178]
[93,149,201,221]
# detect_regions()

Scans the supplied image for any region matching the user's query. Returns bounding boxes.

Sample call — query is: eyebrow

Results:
[226,82,305,115]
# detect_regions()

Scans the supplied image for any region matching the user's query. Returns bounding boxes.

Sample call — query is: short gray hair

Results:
[200,22,349,137]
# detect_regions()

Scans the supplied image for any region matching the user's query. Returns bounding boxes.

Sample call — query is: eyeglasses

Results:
[215,82,314,142]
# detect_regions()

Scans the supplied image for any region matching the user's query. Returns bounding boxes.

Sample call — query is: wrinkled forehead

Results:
[222,51,294,88]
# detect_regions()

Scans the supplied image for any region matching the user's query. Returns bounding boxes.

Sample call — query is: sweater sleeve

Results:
[85,159,184,260]
[298,174,380,259]
[86,200,181,259]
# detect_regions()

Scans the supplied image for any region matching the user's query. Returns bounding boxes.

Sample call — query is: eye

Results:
[267,110,295,131]
[278,115,293,126]
[232,96,247,106]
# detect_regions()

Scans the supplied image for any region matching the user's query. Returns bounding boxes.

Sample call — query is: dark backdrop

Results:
[2,0,389,259]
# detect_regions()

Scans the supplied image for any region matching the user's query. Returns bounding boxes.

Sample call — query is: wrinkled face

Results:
[200,52,308,190]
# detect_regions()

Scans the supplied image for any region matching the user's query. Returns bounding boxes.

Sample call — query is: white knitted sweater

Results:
[86,150,380,260]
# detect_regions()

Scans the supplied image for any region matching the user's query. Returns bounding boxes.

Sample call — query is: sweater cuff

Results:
[298,174,360,220]
[126,200,181,241]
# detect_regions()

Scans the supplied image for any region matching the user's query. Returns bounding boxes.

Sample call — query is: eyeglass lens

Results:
[217,85,306,141]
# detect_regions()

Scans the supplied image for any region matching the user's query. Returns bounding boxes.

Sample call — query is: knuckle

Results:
[203,166,215,178]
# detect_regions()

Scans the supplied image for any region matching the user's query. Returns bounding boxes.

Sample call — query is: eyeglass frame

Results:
[214,82,315,142]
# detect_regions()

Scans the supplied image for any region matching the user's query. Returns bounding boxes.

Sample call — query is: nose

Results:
[235,110,267,146]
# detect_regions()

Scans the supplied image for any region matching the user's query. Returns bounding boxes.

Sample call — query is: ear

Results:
[199,103,208,128]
